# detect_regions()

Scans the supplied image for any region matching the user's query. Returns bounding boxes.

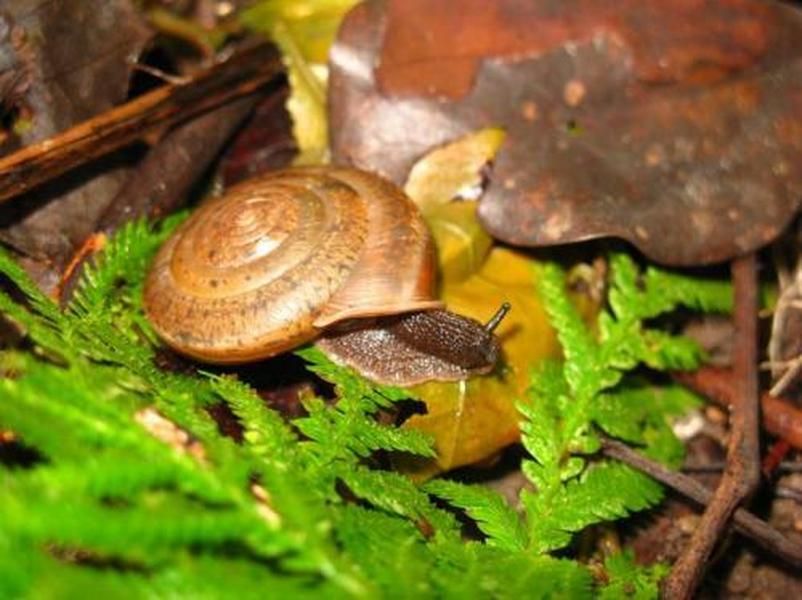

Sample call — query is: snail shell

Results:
[143,167,443,364]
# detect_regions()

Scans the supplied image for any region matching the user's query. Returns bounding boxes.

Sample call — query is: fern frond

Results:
[522,255,729,555]
[523,462,663,554]
[298,395,435,462]
[0,248,75,360]
[599,550,667,599]
[294,347,435,465]
[209,374,299,460]
[0,246,63,324]
[444,547,594,600]
[487,553,594,600]
[0,195,716,594]
[340,466,457,534]
[608,252,732,321]
[591,382,700,467]
[538,262,615,399]
[424,479,528,551]
[335,505,433,597]
[70,215,185,319]
[297,345,411,407]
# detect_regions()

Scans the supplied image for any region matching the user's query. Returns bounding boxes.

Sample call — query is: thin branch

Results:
[664,253,761,599]
[673,367,802,451]
[0,41,284,204]
[602,438,802,568]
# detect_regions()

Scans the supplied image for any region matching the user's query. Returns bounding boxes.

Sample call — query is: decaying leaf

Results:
[220,88,298,185]
[425,201,492,286]
[403,129,504,284]
[0,0,151,290]
[404,128,505,214]
[329,0,802,266]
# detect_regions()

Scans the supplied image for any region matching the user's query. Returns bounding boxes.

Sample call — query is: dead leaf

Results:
[0,0,151,290]
[219,87,298,185]
[403,129,504,285]
[404,128,505,213]
[329,0,802,266]
[426,201,492,286]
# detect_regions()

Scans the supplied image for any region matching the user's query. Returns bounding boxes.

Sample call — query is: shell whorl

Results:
[143,167,442,363]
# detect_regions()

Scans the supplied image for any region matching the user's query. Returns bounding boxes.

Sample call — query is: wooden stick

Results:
[602,439,802,569]
[673,367,802,451]
[0,41,284,204]
[664,253,761,599]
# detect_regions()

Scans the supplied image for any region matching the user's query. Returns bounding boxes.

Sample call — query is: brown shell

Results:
[143,167,443,363]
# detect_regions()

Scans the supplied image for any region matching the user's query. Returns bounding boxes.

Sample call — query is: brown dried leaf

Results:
[0,0,150,290]
[329,0,802,266]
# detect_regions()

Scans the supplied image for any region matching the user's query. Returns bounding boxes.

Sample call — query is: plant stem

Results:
[601,438,802,568]
[663,252,761,599]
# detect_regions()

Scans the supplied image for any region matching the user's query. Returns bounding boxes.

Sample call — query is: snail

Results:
[143,166,507,386]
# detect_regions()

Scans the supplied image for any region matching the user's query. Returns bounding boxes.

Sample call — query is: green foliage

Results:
[0,223,440,597]
[599,550,669,599]
[423,479,528,551]
[0,218,725,597]
[511,256,715,555]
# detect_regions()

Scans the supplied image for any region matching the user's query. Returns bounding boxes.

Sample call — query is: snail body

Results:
[144,167,502,385]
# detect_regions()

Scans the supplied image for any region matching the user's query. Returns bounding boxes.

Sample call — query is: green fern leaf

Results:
[70,215,185,319]
[599,550,668,599]
[524,462,663,554]
[425,479,528,551]
[294,347,435,465]
[335,505,432,598]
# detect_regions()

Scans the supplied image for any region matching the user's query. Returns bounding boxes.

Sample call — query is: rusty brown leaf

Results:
[329,0,802,266]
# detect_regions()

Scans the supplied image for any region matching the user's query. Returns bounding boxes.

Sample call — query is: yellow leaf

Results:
[404,128,505,286]
[395,130,575,477]
[427,202,493,285]
[404,128,506,214]
[241,1,358,63]
[401,247,564,478]
[240,0,359,162]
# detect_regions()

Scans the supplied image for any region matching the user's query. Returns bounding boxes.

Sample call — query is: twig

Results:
[663,253,761,599]
[673,367,802,451]
[683,461,802,473]
[601,438,802,568]
[0,41,284,204]
[770,355,802,397]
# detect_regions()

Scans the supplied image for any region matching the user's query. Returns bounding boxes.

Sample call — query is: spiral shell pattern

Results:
[143,167,442,363]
